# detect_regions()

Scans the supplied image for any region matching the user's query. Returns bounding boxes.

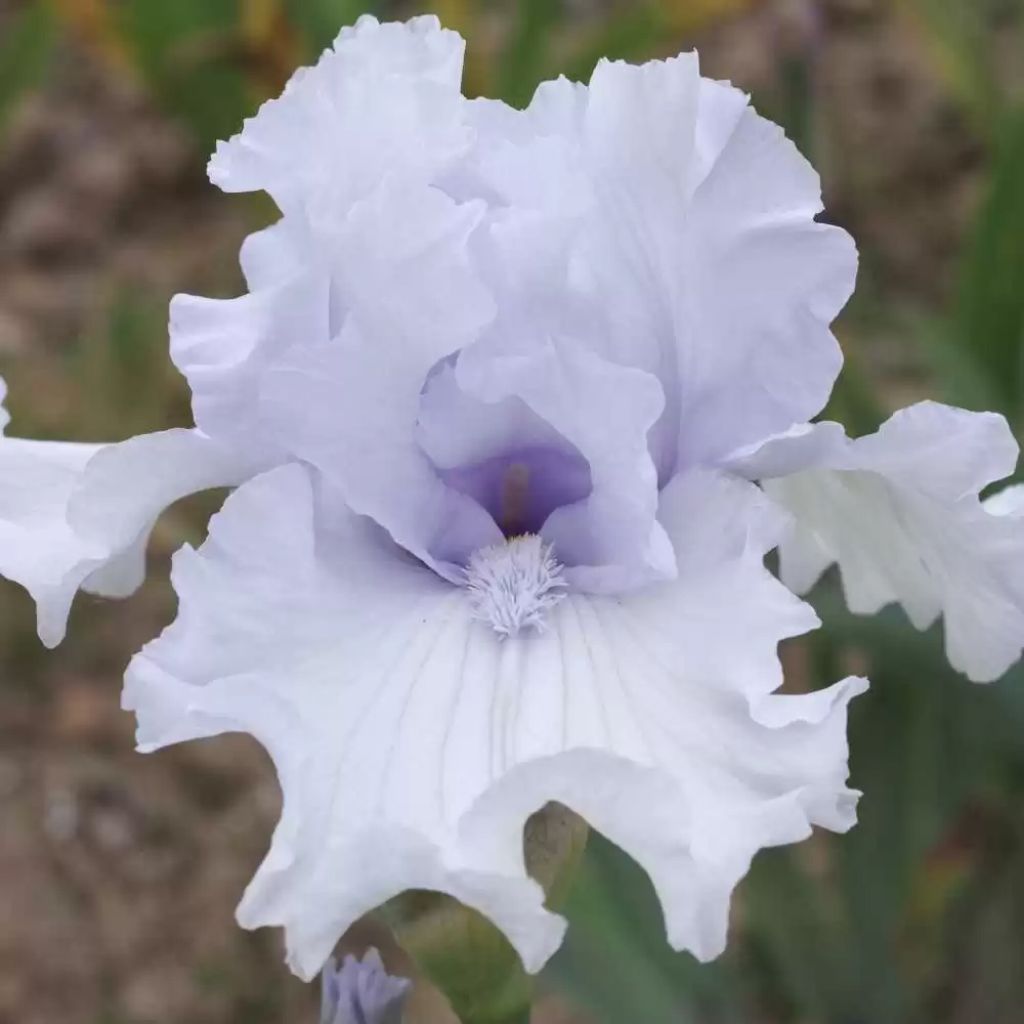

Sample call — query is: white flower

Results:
[729,402,1024,682]
[0,13,1019,982]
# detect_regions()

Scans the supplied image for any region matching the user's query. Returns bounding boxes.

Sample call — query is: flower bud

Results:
[320,949,410,1024]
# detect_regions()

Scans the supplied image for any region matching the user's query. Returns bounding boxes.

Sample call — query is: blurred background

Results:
[1,0,1023,1021]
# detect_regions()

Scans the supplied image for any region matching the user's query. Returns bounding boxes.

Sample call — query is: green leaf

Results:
[913,311,1002,414]
[563,7,663,86]
[114,0,251,152]
[821,342,886,435]
[391,807,586,1024]
[496,0,565,107]
[804,592,1024,1021]
[742,848,854,1022]
[68,288,189,438]
[0,4,56,137]
[951,105,1024,423]
[393,892,534,1024]
[286,0,381,54]
[549,833,744,1023]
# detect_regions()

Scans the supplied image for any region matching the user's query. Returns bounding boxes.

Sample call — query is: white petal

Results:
[0,438,102,643]
[208,15,468,217]
[737,403,1024,682]
[125,463,863,979]
[0,428,255,646]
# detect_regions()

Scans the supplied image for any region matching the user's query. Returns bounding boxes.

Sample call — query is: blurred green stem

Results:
[391,804,587,1024]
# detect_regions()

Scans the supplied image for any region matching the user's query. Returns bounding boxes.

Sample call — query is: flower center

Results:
[463,534,566,637]
[438,446,592,539]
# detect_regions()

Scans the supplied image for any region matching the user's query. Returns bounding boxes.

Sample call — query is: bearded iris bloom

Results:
[1,14,1022,982]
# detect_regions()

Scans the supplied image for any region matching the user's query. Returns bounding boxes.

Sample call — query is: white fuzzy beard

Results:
[463,534,566,637]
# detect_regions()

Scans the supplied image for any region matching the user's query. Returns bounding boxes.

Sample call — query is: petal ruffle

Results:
[208,15,468,218]
[734,402,1024,682]
[459,55,856,480]
[0,427,256,645]
[170,269,331,457]
[454,336,675,590]
[125,462,864,979]
[259,177,501,572]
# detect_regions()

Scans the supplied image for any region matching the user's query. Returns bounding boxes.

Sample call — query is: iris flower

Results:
[2,15,1022,981]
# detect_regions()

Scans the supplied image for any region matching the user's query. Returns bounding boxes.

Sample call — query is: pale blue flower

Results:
[0,13,1021,985]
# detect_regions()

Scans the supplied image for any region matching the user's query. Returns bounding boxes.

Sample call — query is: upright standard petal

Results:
[125,461,864,980]
[208,15,468,218]
[460,55,857,480]
[0,428,256,646]
[735,402,1024,682]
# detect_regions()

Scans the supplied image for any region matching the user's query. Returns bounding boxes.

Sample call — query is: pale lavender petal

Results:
[170,270,331,459]
[456,337,674,590]
[417,363,593,539]
[457,57,855,482]
[125,462,863,978]
[259,177,501,572]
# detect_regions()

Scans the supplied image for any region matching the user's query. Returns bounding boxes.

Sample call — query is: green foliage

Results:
[393,806,586,1024]
[560,6,664,88]
[950,107,1024,424]
[497,0,562,108]
[112,0,251,153]
[903,0,1023,135]
[822,340,886,436]
[286,0,381,53]
[394,891,536,1024]
[8,0,751,149]
[0,3,56,137]
[552,832,746,1023]
[905,0,997,128]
